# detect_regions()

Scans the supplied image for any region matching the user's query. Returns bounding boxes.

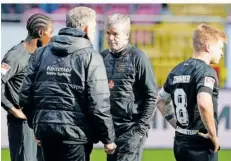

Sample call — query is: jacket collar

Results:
[109,43,132,58]
[50,27,92,55]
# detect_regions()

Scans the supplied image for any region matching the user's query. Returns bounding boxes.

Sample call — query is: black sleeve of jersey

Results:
[163,72,173,94]
[135,53,158,135]
[1,52,21,111]
[195,68,217,95]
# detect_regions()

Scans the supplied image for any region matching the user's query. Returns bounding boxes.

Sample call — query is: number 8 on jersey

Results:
[174,88,189,126]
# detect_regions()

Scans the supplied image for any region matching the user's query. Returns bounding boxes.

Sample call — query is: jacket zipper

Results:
[111,58,116,78]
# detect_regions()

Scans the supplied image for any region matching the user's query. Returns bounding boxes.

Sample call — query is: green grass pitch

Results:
[1,148,231,161]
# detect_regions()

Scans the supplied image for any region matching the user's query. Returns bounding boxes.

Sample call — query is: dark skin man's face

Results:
[38,22,54,47]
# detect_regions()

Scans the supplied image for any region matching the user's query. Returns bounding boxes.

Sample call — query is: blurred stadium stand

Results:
[169,4,227,18]
[1,4,231,88]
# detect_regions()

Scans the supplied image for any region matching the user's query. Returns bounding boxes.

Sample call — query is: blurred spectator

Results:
[30,4,39,8]
[130,4,138,14]
[39,4,59,13]
[136,4,161,14]
[159,4,172,15]
[1,4,24,13]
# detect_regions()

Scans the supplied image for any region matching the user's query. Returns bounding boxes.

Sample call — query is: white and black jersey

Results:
[163,58,219,148]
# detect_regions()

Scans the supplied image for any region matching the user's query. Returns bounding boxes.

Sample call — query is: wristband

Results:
[165,114,174,121]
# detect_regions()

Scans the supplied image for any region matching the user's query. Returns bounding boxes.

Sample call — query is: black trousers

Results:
[107,129,147,161]
[41,139,86,161]
[84,142,93,161]
[174,140,218,161]
[8,119,43,161]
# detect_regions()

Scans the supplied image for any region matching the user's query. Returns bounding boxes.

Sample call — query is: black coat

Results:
[101,43,158,137]
[19,27,115,144]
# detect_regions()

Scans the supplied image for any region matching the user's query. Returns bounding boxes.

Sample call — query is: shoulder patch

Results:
[1,63,11,75]
[204,77,215,90]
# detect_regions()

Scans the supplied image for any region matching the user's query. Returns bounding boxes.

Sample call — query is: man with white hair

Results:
[101,13,158,161]
[19,6,116,161]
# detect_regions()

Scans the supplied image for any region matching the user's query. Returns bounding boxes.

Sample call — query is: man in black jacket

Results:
[101,13,158,161]
[19,6,116,161]
[1,13,53,161]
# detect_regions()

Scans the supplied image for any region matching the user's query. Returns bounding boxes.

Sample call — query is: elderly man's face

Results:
[106,24,129,52]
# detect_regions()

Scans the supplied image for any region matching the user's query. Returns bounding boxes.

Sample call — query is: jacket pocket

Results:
[119,128,143,153]
[127,98,139,119]
[126,99,134,120]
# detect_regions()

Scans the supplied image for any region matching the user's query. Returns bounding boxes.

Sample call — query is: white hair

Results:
[106,13,131,36]
[66,7,96,29]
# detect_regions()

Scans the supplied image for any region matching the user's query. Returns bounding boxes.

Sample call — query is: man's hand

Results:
[35,138,41,146]
[104,142,116,154]
[9,107,27,120]
[198,132,220,152]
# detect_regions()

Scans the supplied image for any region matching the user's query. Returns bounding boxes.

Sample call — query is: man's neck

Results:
[23,35,39,54]
[192,52,211,65]
[109,43,129,53]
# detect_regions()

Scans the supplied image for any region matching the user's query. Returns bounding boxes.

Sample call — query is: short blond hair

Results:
[192,23,227,52]
[66,7,96,29]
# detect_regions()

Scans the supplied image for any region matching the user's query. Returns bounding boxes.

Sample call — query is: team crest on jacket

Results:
[1,63,11,75]
[108,80,114,89]
[116,64,126,72]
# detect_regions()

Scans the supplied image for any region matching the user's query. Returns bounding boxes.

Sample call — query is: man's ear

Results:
[83,26,88,33]
[205,43,211,53]
[126,32,130,41]
[38,28,43,38]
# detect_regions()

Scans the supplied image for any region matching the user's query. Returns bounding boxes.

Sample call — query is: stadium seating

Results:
[83,4,105,14]
[136,4,162,15]
[127,23,227,88]
[22,7,46,23]
[132,4,162,24]
[104,4,130,15]
[169,4,227,18]
[39,4,60,13]
[51,5,71,23]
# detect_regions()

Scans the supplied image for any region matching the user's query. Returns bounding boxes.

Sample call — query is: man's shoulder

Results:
[100,49,110,58]
[188,58,214,72]
[91,49,103,59]
[170,58,216,80]
[77,48,103,65]
[191,60,216,78]
[101,49,109,54]
[171,60,189,72]
[130,46,151,63]
[130,45,145,56]
[31,46,51,63]
[167,59,194,81]
[3,42,26,62]
[8,42,25,53]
